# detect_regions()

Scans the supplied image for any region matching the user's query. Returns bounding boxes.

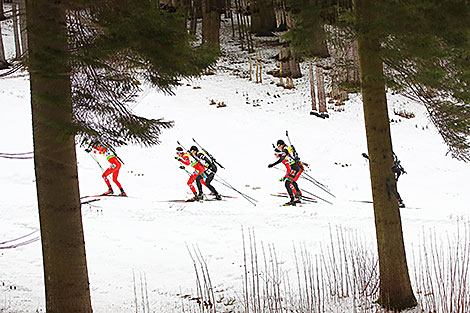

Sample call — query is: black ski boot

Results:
[102,186,114,196]
[119,188,127,197]
[283,199,297,206]
[215,194,222,200]
[294,194,302,203]
[187,194,203,202]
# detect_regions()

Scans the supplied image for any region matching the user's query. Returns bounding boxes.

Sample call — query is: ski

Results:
[349,200,421,210]
[162,198,225,203]
[270,193,317,203]
[277,192,317,202]
[81,198,101,205]
[80,194,129,200]
[187,192,237,199]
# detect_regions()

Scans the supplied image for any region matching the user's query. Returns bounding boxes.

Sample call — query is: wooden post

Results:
[249,55,252,81]
[309,61,317,111]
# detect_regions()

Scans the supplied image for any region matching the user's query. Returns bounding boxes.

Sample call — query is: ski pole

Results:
[302,172,330,190]
[192,138,225,169]
[300,188,333,205]
[89,153,105,172]
[301,173,335,198]
[213,175,258,206]
[212,176,257,202]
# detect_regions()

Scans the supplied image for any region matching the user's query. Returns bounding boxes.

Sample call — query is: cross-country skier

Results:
[189,146,222,200]
[268,140,304,206]
[392,152,406,208]
[362,152,406,208]
[85,142,127,196]
[175,146,208,201]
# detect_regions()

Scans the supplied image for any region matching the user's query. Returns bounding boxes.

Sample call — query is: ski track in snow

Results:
[1,16,469,313]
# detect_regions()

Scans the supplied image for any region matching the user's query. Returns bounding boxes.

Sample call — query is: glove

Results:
[268,164,274,168]
[362,153,369,159]
[85,148,92,153]
[179,165,185,169]
[174,156,181,161]
[279,177,286,182]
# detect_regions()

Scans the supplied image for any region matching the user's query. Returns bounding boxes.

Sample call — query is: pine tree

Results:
[25,0,217,310]
[355,0,417,309]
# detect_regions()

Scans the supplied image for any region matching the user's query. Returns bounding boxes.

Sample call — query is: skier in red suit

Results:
[175,146,207,201]
[268,140,304,205]
[85,142,127,196]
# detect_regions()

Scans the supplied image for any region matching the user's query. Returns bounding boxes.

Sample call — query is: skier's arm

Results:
[268,152,287,168]
[177,154,191,166]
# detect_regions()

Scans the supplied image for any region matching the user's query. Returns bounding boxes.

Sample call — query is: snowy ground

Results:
[1,16,470,313]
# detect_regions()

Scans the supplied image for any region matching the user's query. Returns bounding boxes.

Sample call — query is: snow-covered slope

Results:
[1,17,469,313]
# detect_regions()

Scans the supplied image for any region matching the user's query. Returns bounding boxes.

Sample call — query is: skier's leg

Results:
[195,174,204,196]
[187,174,197,195]
[205,173,219,195]
[102,167,114,193]
[284,179,295,200]
[110,161,123,189]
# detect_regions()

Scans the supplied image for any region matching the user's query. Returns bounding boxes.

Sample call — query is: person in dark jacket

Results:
[268,140,303,206]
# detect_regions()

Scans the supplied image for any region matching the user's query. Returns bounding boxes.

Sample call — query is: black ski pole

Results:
[192,138,225,169]
[89,153,105,172]
[300,188,333,205]
[213,175,258,205]
[302,173,335,198]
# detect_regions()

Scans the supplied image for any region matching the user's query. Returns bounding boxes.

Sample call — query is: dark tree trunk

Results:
[26,0,93,312]
[250,0,276,36]
[202,0,223,49]
[0,0,10,69]
[316,65,326,113]
[309,61,317,111]
[12,2,22,58]
[18,0,28,55]
[355,0,417,310]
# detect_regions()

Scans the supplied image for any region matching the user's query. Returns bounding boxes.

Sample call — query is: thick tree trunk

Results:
[12,3,22,58]
[355,0,417,310]
[202,0,222,50]
[250,0,276,36]
[0,0,10,69]
[26,0,92,312]
[18,0,28,55]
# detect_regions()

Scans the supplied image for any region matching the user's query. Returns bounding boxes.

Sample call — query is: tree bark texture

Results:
[355,0,417,310]
[309,61,317,111]
[279,46,301,78]
[315,66,326,113]
[12,2,22,58]
[0,0,10,69]
[18,0,28,55]
[250,0,276,36]
[202,0,223,49]
[26,0,93,312]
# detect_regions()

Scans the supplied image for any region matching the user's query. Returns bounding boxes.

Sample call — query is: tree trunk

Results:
[18,0,28,55]
[355,0,417,310]
[26,0,93,312]
[250,0,276,36]
[309,61,317,111]
[0,0,10,69]
[12,2,22,58]
[202,0,222,50]
[316,66,327,113]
